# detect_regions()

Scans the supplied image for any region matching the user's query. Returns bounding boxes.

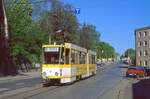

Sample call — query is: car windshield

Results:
[138,67,145,71]
[128,68,137,70]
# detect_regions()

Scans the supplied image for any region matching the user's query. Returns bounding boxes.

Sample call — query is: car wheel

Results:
[136,75,140,79]
[126,73,128,77]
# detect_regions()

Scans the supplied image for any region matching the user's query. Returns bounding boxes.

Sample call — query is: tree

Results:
[4,0,106,72]
[0,0,17,75]
[96,41,116,60]
[39,0,79,44]
[79,23,100,50]
[5,0,46,70]
[124,48,135,65]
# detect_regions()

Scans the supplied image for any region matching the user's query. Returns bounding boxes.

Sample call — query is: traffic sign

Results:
[74,8,80,14]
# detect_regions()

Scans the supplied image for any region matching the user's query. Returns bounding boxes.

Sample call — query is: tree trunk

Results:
[0,0,17,76]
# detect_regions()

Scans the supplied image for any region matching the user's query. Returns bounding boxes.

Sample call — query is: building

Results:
[135,26,150,67]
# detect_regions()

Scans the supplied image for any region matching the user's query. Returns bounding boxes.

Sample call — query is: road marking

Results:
[16,83,25,85]
[0,88,10,92]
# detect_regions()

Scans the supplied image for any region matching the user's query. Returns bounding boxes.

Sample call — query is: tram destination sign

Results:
[44,48,59,52]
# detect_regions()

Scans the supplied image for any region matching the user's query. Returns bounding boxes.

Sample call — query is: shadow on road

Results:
[132,78,150,99]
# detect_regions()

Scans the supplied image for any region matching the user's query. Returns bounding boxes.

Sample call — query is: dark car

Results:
[126,66,146,78]
[123,60,129,65]
[144,67,150,76]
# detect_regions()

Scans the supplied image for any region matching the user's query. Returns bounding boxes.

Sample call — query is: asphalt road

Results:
[27,62,127,99]
[0,62,131,99]
[0,77,41,95]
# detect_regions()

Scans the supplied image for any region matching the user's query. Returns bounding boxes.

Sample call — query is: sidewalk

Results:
[123,75,150,99]
[99,66,130,99]
[123,82,132,99]
[99,79,129,99]
[0,71,40,83]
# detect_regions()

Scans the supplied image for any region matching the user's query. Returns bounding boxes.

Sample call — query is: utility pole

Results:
[0,0,17,76]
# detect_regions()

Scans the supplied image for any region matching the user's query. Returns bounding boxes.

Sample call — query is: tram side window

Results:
[79,52,86,64]
[79,52,82,64]
[60,48,64,64]
[71,50,75,64]
[75,51,78,64]
[82,54,86,64]
[92,55,96,64]
[89,55,92,64]
[65,49,70,64]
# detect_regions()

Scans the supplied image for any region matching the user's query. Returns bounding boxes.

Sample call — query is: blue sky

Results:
[61,0,150,54]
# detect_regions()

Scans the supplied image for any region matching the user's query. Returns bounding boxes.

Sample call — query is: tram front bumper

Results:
[42,78,51,83]
[42,77,61,84]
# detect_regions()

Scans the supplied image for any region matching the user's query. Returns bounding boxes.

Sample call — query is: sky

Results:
[61,0,150,54]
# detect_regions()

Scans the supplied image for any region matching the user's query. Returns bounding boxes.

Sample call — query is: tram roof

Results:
[42,43,96,53]
[65,43,87,52]
[88,50,97,55]
[42,44,64,48]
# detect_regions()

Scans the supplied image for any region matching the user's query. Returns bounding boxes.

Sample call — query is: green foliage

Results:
[79,23,100,50]
[5,0,116,68]
[124,48,135,58]
[39,0,79,44]
[124,48,135,65]
[5,0,45,65]
[96,42,116,59]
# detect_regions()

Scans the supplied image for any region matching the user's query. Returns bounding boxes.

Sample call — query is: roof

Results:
[42,43,96,54]
[65,43,87,52]
[88,50,97,55]
[42,44,63,48]
[135,26,150,32]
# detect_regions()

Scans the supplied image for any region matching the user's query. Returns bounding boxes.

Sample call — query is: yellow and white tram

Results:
[41,43,97,85]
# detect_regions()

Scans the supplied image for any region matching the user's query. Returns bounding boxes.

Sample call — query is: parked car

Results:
[123,60,129,65]
[126,66,146,78]
[143,67,150,76]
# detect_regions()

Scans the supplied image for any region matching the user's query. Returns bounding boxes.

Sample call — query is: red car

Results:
[126,66,146,78]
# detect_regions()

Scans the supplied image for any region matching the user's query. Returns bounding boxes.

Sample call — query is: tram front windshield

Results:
[43,47,64,64]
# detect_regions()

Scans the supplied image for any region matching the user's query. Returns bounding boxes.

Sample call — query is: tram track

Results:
[1,84,62,99]
[0,63,118,99]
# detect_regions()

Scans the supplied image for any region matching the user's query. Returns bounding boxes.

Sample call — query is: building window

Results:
[138,42,140,47]
[138,41,142,47]
[138,51,142,56]
[144,60,148,66]
[140,61,142,66]
[143,41,148,46]
[144,31,147,37]
[144,50,148,56]
[138,32,142,38]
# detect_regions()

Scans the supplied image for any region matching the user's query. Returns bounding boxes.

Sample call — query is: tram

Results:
[41,43,97,85]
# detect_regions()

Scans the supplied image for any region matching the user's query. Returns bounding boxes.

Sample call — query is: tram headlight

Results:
[60,69,62,76]
[42,72,47,78]
[55,72,59,76]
